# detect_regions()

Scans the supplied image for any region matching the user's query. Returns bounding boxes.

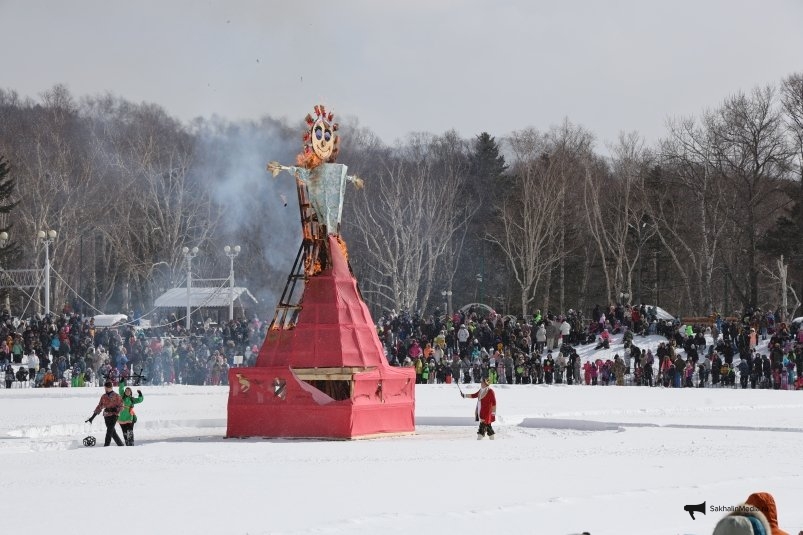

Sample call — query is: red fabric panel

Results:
[256,236,391,369]
[230,235,416,438]
[226,367,415,439]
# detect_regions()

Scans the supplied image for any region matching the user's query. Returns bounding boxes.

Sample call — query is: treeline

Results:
[0,74,802,321]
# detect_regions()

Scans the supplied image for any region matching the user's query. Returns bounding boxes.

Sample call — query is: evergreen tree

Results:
[0,156,20,267]
[452,133,508,310]
[468,132,508,191]
[760,207,802,260]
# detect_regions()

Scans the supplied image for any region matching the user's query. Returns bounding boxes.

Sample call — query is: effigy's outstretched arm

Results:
[267,161,310,184]
[346,173,364,189]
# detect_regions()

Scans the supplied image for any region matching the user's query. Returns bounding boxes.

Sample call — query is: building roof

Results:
[92,314,129,327]
[154,287,258,308]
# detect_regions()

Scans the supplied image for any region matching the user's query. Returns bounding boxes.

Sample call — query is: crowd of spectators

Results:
[2,302,801,393]
[0,310,268,388]
[375,303,803,391]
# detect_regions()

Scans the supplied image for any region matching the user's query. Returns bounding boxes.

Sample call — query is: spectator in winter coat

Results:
[613,356,625,386]
[712,491,789,535]
[450,356,461,383]
[26,352,38,383]
[86,381,124,446]
[503,354,514,385]
[33,368,45,387]
[434,331,446,350]
[535,325,546,353]
[37,368,56,388]
[594,329,610,350]
[642,353,654,387]
[116,349,129,374]
[11,338,23,364]
[4,363,14,388]
[559,319,571,347]
[684,361,694,387]
[660,356,673,386]
[545,321,558,351]
[461,377,496,440]
[408,340,423,360]
[738,359,750,389]
[117,379,143,446]
[15,366,28,386]
[457,324,470,353]
[582,361,592,385]
[414,356,424,383]
[555,353,567,384]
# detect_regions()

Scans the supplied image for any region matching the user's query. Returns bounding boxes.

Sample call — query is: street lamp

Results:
[182,246,199,331]
[0,232,8,311]
[440,290,453,319]
[224,245,241,321]
[37,229,57,315]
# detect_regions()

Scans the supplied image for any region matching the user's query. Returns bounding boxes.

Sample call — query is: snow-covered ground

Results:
[2,333,802,535]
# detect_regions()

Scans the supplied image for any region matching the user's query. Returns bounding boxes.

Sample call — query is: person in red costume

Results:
[462,377,497,440]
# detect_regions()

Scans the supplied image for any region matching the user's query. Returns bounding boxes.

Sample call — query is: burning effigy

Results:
[226,105,415,439]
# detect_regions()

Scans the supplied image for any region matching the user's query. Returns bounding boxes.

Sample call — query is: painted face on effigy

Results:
[298,105,339,168]
[310,116,335,161]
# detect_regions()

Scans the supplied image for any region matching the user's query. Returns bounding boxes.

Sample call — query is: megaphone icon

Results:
[684,501,706,520]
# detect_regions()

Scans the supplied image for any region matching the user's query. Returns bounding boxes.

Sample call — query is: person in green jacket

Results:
[118,379,144,446]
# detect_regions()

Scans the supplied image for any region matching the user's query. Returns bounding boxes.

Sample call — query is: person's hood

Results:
[745,492,788,535]
[712,506,770,535]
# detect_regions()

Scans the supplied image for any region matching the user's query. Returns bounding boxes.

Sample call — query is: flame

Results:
[337,236,349,263]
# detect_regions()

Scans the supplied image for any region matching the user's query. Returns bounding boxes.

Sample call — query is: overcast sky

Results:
[1,0,802,148]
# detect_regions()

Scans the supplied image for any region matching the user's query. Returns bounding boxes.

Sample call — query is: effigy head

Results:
[299,104,339,168]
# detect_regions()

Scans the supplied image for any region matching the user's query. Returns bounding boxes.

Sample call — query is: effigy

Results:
[226,105,415,439]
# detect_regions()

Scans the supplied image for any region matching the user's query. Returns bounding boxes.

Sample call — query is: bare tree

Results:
[583,132,652,305]
[707,86,794,307]
[656,117,731,314]
[545,119,594,312]
[349,131,477,313]
[92,99,218,311]
[762,255,801,322]
[8,85,109,313]
[781,73,803,184]
[488,128,565,316]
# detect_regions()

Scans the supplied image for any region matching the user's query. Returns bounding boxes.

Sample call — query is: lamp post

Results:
[37,230,57,315]
[182,246,199,331]
[0,232,7,311]
[224,245,241,321]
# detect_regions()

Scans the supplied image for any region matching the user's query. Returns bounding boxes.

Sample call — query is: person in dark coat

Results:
[15,366,28,386]
[86,381,124,446]
[4,364,13,388]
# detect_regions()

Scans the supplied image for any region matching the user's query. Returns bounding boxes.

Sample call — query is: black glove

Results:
[85,415,95,423]
[137,390,142,396]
